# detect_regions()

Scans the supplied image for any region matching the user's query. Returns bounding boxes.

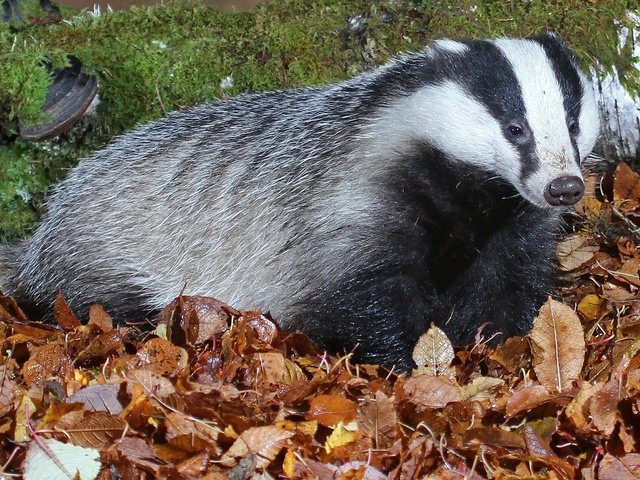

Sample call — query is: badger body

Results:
[2,34,600,369]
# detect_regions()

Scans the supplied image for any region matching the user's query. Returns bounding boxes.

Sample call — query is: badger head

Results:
[382,33,600,208]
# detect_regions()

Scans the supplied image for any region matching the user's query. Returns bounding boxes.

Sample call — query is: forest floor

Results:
[0,162,639,479]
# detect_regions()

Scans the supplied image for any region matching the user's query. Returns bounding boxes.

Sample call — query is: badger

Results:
[1,33,600,370]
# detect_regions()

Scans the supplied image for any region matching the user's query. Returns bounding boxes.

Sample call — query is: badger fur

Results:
[1,33,600,370]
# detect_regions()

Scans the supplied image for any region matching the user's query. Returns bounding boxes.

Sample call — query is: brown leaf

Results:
[506,385,563,417]
[591,380,621,437]
[136,337,188,377]
[176,451,210,476]
[53,410,128,448]
[0,366,20,417]
[598,453,640,480]
[221,425,294,469]
[489,336,531,371]
[523,424,555,458]
[612,257,640,287]
[565,381,601,431]
[164,411,221,453]
[464,427,525,449]
[400,375,460,410]
[22,344,73,387]
[530,297,585,392]
[557,233,599,272]
[460,376,505,401]
[88,304,113,331]
[307,394,358,427]
[412,324,455,377]
[158,295,234,346]
[613,162,640,212]
[357,390,396,450]
[53,291,81,331]
[66,384,124,414]
[75,330,126,364]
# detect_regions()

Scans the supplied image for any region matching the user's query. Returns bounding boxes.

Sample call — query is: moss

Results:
[0,0,638,239]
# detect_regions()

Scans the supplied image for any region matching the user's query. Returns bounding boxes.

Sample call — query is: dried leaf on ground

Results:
[557,232,599,271]
[412,324,455,377]
[23,438,101,480]
[530,298,585,392]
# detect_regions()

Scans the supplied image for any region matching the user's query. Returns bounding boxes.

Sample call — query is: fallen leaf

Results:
[66,384,124,414]
[591,380,621,437]
[613,162,640,212]
[52,411,128,448]
[23,438,101,480]
[88,304,114,331]
[23,344,73,387]
[412,324,455,377]
[505,385,562,417]
[136,337,188,377]
[598,453,640,480]
[306,394,358,427]
[400,375,460,410]
[53,292,81,331]
[557,233,599,272]
[530,298,585,392]
[577,294,607,321]
[222,425,294,469]
[325,420,359,453]
[357,390,396,450]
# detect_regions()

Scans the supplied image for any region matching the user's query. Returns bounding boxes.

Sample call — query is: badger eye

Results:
[508,124,523,137]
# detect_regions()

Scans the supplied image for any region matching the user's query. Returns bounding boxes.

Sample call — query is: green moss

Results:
[0,0,638,239]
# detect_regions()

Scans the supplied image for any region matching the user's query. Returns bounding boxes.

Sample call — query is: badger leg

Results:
[440,207,559,346]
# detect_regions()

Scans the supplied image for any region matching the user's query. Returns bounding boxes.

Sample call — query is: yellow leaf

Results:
[577,294,605,321]
[324,421,359,453]
[14,396,37,442]
[283,449,296,478]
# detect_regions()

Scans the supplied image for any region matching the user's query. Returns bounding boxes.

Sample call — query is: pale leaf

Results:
[530,298,585,392]
[23,438,101,480]
[412,324,454,377]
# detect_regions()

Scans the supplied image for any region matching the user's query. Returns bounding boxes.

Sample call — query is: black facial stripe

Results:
[532,33,584,160]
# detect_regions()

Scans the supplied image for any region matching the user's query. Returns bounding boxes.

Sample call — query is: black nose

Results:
[544,176,584,206]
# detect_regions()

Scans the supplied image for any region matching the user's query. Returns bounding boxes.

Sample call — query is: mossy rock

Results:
[0,0,637,240]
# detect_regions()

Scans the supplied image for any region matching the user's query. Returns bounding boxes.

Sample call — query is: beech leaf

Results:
[412,323,455,377]
[530,297,585,392]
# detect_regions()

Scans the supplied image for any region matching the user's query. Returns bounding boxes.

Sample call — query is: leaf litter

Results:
[0,163,638,479]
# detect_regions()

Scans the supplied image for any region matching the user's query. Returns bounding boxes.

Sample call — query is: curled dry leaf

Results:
[158,295,234,346]
[53,292,81,331]
[613,162,640,212]
[412,323,455,377]
[557,233,599,272]
[530,297,585,392]
[0,367,19,418]
[88,303,113,331]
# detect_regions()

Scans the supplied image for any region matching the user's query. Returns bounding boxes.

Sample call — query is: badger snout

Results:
[544,175,584,206]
